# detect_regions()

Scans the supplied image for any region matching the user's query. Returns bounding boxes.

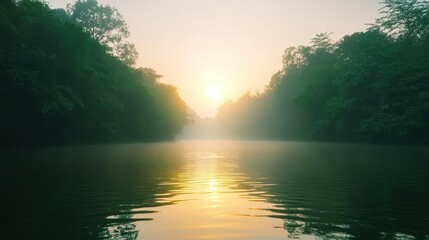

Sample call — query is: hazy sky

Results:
[48,0,381,117]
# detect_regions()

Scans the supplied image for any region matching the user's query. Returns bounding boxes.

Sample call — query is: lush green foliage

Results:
[0,0,189,145]
[216,0,429,144]
[66,0,138,66]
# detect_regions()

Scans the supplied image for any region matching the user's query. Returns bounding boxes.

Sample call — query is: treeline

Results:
[0,0,189,146]
[216,0,429,144]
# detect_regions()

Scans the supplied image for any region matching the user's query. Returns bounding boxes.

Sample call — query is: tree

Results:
[66,0,138,65]
[213,1,429,144]
[310,32,334,52]
[281,46,310,71]
[0,0,189,145]
[375,0,429,39]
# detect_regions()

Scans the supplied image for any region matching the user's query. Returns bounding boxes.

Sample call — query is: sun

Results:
[206,86,222,101]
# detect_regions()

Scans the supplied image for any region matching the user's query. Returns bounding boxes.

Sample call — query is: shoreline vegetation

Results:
[1,0,429,146]
[208,0,429,144]
[0,0,190,146]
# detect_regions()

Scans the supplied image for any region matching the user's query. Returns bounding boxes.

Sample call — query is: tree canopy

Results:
[66,0,139,65]
[0,0,190,146]
[215,0,429,144]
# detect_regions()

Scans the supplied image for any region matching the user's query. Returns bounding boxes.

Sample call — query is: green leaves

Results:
[375,0,429,39]
[0,0,189,145]
[67,0,138,66]
[214,1,429,143]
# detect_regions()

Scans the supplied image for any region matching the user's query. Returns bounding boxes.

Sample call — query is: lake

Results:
[2,141,429,239]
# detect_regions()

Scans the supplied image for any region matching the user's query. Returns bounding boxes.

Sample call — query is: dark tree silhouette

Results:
[67,0,139,65]
[0,0,190,146]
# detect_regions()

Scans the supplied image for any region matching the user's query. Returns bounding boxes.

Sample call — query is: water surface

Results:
[2,141,429,239]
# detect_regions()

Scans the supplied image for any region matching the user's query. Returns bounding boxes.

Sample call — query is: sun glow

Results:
[206,86,222,101]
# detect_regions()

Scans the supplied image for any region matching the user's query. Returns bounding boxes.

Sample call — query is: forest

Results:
[215,0,429,144]
[0,0,190,145]
[1,0,428,146]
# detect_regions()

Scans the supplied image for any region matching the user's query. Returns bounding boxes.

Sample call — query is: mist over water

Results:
[2,1,429,240]
[2,141,429,239]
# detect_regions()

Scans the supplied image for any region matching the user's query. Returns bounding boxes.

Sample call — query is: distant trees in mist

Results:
[215,0,429,144]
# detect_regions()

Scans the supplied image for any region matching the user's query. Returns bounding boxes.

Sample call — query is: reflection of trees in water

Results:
[2,144,185,240]
[282,219,355,240]
[283,219,305,238]
[237,142,429,240]
[98,214,139,240]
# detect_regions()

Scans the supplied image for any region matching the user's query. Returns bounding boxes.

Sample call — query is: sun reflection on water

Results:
[6,142,428,239]
[208,178,217,193]
[133,143,291,240]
